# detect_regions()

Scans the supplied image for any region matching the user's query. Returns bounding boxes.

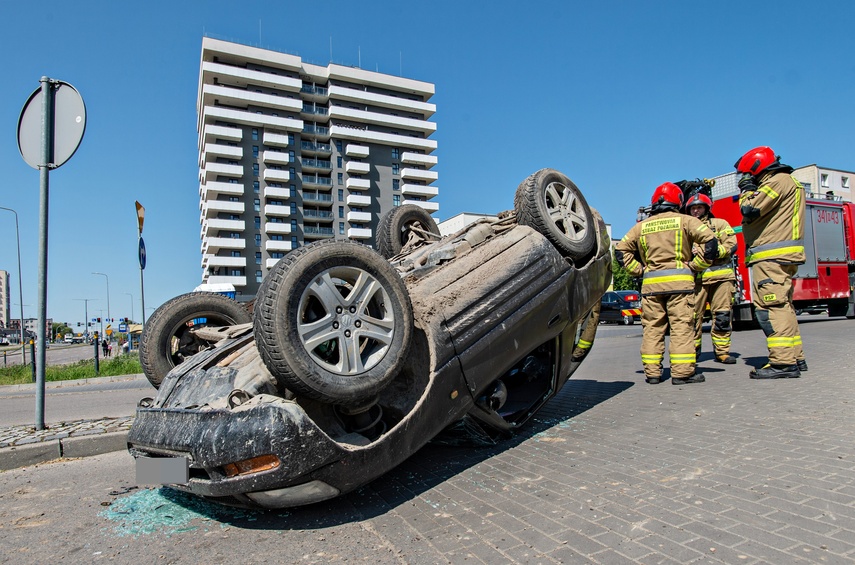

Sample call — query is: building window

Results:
[393,195,401,206]
[290,202,297,215]
[338,206,344,219]
[229,269,242,277]
[290,184,296,197]
[288,133,295,145]
[339,222,345,235]
[253,163,259,177]
[337,156,343,168]
[228,178,238,184]
[252,128,258,141]
[256,270,263,283]
[254,216,261,229]
[230,232,240,239]
[821,173,830,188]
[255,252,262,264]
[335,140,342,152]
[271,252,285,259]
[253,181,259,193]
[338,189,344,201]
[291,236,298,248]
[252,146,259,158]
[392,148,399,159]
[289,150,295,161]
[392,163,399,175]
[270,234,284,241]
[228,196,239,202]
[230,250,241,258]
[291,219,298,233]
[255,234,261,246]
[393,179,400,191]
[337,173,343,185]
[842,176,850,189]
[254,199,260,212]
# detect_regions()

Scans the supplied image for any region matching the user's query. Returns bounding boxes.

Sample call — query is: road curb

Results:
[0,431,128,471]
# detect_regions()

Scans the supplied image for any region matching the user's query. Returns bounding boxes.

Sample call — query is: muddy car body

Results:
[128,169,612,509]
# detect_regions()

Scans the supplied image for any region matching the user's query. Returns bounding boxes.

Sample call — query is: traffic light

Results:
[97,317,101,323]
[77,322,82,327]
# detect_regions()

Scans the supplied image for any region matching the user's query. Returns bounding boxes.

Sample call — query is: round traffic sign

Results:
[139,237,147,270]
[17,79,86,170]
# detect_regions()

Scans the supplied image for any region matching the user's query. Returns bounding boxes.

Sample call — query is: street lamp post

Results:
[123,292,134,322]
[92,272,110,325]
[73,299,97,339]
[0,206,27,365]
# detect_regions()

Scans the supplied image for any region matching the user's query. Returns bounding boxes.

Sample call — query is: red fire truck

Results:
[709,173,855,327]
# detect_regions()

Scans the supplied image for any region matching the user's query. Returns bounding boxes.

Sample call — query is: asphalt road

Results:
[1,316,853,563]
[0,342,108,368]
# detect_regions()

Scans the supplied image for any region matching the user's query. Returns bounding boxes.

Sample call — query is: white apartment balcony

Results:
[263,131,291,147]
[302,175,333,188]
[202,61,302,93]
[203,219,245,232]
[263,169,290,183]
[203,255,246,268]
[265,240,293,252]
[300,104,330,123]
[347,227,372,239]
[403,199,440,213]
[401,168,438,183]
[263,150,291,165]
[302,124,331,141]
[266,257,285,269]
[301,140,332,156]
[265,204,291,217]
[345,161,370,175]
[203,106,302,132]
[328,85,436,118]
[203,181,244,198]
[345,144,369,158]
[264,186,291,199]
[346,178,370,191]
[330,126,437,152]
[204,143,243,160]
[202,84,302,113]
[204,237,246,252]
[204,200,245,216]
[401,152,437,168]
[265,222,291,234]
[303,225,335,238]
[206,275,247,287]
[346,194,371,206]
[303,191,334,206]
[300,84,329,102]
[347,211,372,223]
[329,106,436,135]
[402,184,439,198]
[202,124,242,143]
[203,163,243,181]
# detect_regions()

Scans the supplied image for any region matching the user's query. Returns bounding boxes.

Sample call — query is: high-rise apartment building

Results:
[0,270,9,328]
[197,38,438,299]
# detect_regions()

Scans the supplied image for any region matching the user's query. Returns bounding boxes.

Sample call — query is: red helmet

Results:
[651,182,684,209]
[734,146,778,175]
[685,193,712,211]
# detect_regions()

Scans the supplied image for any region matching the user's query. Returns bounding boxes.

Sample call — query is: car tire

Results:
[514,168,596,261]
[254,239,414,405]
[622,314,633,326]
[376,204,440,259]
[140,292,252,389]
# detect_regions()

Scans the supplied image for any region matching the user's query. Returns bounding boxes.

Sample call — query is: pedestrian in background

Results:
[615,182,717,384]
[101,338,108,357]
[735,146,807,379]
[685,193,738,364]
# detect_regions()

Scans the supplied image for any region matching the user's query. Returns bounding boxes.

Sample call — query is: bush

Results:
[0,353,142,386]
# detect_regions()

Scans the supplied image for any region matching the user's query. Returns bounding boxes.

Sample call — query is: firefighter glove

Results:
[738,173,758,193]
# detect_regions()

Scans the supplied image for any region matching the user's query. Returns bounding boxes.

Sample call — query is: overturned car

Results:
[128,169,612,509]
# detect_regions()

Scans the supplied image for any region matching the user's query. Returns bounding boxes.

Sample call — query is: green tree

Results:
[611,254,640,291]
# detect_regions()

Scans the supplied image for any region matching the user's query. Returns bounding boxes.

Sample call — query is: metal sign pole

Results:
[35,77,54,430]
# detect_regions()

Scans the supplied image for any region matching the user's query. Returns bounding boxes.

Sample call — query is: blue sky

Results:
[1,0,853,328]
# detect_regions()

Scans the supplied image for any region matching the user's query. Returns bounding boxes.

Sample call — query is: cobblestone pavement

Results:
[0,416,133,449]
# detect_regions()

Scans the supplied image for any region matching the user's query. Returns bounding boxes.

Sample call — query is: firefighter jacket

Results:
[739,171,806,266]
[615,210,717,296]
[697,216,737,285]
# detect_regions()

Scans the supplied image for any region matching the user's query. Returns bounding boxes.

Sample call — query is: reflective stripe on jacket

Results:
[698,216,737,284]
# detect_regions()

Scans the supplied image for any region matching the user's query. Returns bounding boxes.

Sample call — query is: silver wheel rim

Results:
[545,181,589,242]
[297,265,395,375]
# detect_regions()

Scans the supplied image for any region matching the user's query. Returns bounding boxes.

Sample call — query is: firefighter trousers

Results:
[572,302,601,361]
[693,280,735,358]
[641,292,696,378]
[751,261,803,366]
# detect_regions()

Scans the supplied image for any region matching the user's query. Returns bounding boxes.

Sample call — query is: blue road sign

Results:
[139,237,146,270]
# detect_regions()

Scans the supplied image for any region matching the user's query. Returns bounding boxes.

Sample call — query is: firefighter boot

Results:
[672,373,705,385]
[797,359,808,372]
[750,364,801,379]
[715,355,737,364]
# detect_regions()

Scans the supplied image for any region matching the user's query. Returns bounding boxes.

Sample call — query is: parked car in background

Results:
[600,290,641,325]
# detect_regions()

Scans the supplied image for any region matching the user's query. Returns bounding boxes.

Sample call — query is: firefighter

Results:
[571,301,601,363]
[735,146,807,379]
[615,182,717,384]
[685,194,738,364]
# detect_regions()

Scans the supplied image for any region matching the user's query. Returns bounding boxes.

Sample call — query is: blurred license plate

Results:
[136,456,189,485]
[631,301,640,308]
